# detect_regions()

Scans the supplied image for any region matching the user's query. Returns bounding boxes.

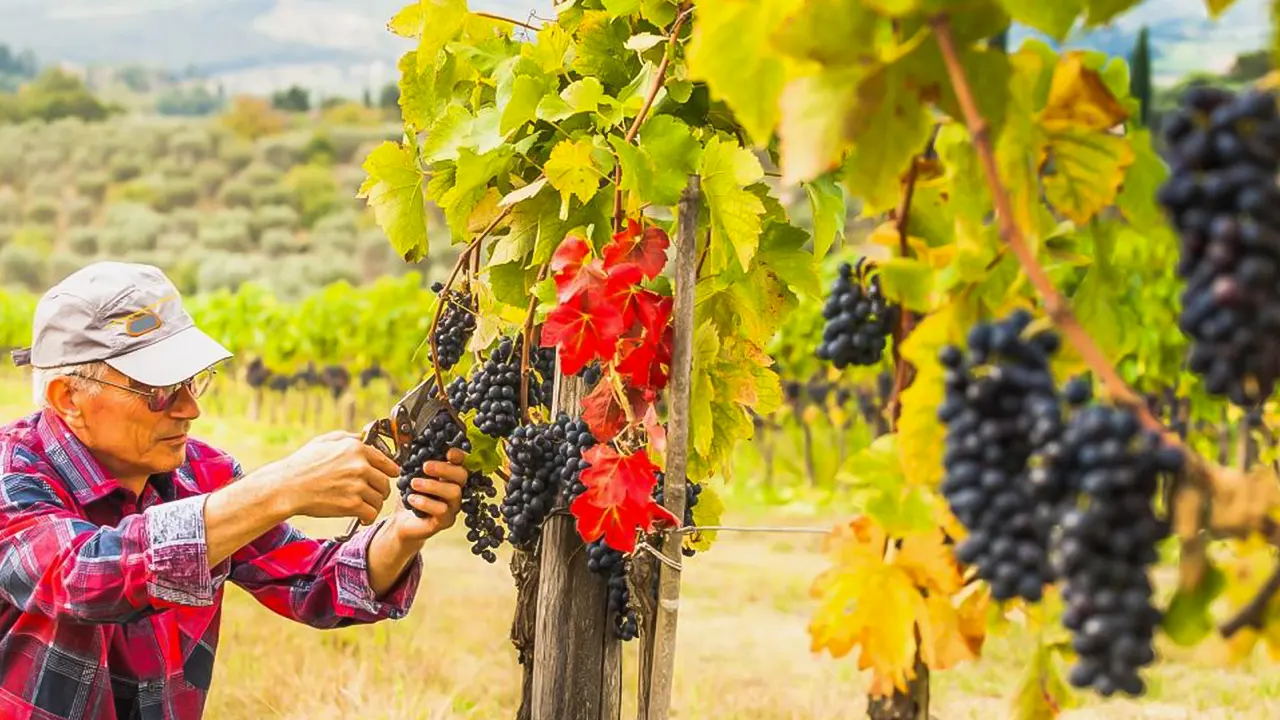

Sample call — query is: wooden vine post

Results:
[520,176,702,720]
[638,175,702,719]
[528,369,622,720]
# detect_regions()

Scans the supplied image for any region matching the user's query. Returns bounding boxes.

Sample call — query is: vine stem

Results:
[885,127,939,427]
[929,15,1217,488]
[428,206,514,427]
[611,2,693,233]
[519,264,551,425]
[475,11,541,31]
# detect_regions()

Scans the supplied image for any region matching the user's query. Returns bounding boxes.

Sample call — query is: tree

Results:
[378,82,399,110]
[1130,26,1152,127]
[271,85,311,113]
[1226,49,1271,81]
[12,68,111,123]
[221,96,289,139]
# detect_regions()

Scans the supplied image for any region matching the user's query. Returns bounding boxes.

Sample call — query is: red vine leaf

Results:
[581,380,654,441]
[605,263,648,328]
[540,290,624,375]
[570,445,680,552]
[603,219,670,279]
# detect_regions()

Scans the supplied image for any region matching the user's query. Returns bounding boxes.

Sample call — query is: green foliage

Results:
[0,245,46,291]
[271,85,312,113]
[286,162,341,228]
[75,172,110,202]
[66,227,98,256]
[2,68,114,124]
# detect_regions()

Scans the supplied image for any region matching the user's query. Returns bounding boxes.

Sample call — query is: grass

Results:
[1,372,1279,718]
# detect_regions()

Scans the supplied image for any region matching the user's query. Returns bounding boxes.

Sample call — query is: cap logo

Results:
[110,293,175,338]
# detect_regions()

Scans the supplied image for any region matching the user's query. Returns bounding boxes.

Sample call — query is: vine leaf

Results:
[357,141,428,263]
[1163,563,1227,646]
[603,220,671,279]
[804,176,846,261]
[997,0,1082,42]
[609,116,702,207]
[396,0,468,72]
[840,61,934,215]
[1083,0,1143,25]
[808,517,962,696]
[896,302,964,488]
[1038,51,1130,132]
[700,135,767,274]
[1202,0,1239,17]
[1008,638,1074,719]
[569,445,680,552]
[1040,129,1135,225]
[877,257,934,313]
[540,289,624,375]
[685,0,801,145]
[546,138,606,218]
[461,412,504,474]
[686,482,724,552]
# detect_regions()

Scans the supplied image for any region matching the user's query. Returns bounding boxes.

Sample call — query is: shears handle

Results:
[334,419,398,542]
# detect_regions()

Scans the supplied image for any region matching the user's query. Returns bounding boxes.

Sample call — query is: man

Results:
[0,262,469,720]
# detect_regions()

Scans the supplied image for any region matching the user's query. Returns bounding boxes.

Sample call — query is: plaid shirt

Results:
[0,409,423,720]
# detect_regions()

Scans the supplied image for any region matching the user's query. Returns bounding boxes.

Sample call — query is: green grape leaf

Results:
[877,257,934,313]
[686,482,724,552]
[438,146,513,240]
[700,135,766,273]
[357,141,428,263]
[1201,0,1239,18]
[524,23,573,74]
[603,0,641,15]
[609,116,702,207]
[779,68,862,185]
[689,320,721,458]
[1009,640,1076,719]
[1070,267,1132,362]
[1082,0,1143,25]
[804,176,845,261]
[1163,564,1228,646]
[841,61,934,216]
[1041,128,1135,225]
[413,0,468,72]
[420,105,475,163]
[756,221,820,298]
[626,33,667,52]
[997,0,1082,41]
[686,0,804,145]
[573,10,634,89]
[501,74,547,135]
[489,260,540,308]
[462,412,504,473]
[641,0,679,25]
[771,0,881,67]
[1115,128,1170,230]
[546,138,605,218]
[563,77,607,114]
[397,50,444,132]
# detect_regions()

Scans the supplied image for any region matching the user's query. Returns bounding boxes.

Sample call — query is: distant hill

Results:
[0,0,1265,97]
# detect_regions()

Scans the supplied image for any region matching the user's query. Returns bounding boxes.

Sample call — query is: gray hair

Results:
[31,361,109,407]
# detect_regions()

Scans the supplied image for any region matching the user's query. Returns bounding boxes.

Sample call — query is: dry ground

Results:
[0,375,1278,719]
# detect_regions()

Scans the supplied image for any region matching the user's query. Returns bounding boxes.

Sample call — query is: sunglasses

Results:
[71,367,218,413]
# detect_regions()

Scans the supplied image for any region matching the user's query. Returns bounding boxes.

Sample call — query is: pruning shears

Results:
[334,376,448,542]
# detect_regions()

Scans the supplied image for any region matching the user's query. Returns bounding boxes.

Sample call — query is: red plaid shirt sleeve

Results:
[200,459,422,627]
[0,470,223,624]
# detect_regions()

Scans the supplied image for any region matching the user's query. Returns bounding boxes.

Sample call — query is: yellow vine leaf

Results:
[896,302,963,488]
[1038,52,1129,133]
[809,517,979,696]
[1040,128,1135,225]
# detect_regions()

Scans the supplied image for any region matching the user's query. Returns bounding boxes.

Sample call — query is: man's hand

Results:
[390,448,470,543]
[265,431,401,524]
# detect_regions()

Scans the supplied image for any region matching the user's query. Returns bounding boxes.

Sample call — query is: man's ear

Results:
[46,376,86,429]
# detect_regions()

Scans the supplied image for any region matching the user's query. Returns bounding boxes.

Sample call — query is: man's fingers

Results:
[411,478,461,505]
[355,499,380,525]
[446,447,468,466]
[361,464,392,499]
[358,486,385,514]
[406,493,449,517]
[361,443,402,478]
[422,459,468,486]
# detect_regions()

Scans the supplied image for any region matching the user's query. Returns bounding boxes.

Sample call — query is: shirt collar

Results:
[35,408,173,506]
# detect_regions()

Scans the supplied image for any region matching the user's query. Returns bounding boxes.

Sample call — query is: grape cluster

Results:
[1157,86,1280,406]
[501,414,596,548]
[531,347,557,409]
[431,282,477,371]
[652,474,702,558]
[578,361,603,389]
[938,310,1063,602]
[459,336,524,438]
[586,539,638,640]
[1048,386,1182,697]
[816,259,900,368]
[395,408,504,560]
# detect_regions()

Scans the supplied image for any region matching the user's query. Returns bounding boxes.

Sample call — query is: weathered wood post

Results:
[638,175,701,719]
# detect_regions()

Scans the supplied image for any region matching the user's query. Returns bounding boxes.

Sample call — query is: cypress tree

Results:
[1131,26,1152,127]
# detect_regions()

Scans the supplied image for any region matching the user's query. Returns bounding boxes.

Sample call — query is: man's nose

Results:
[168,386,201,420]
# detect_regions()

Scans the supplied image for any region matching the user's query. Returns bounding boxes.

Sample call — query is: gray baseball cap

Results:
[11,261,232,386]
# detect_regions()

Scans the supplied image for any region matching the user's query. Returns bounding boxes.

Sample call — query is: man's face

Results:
[67,366,202,480]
